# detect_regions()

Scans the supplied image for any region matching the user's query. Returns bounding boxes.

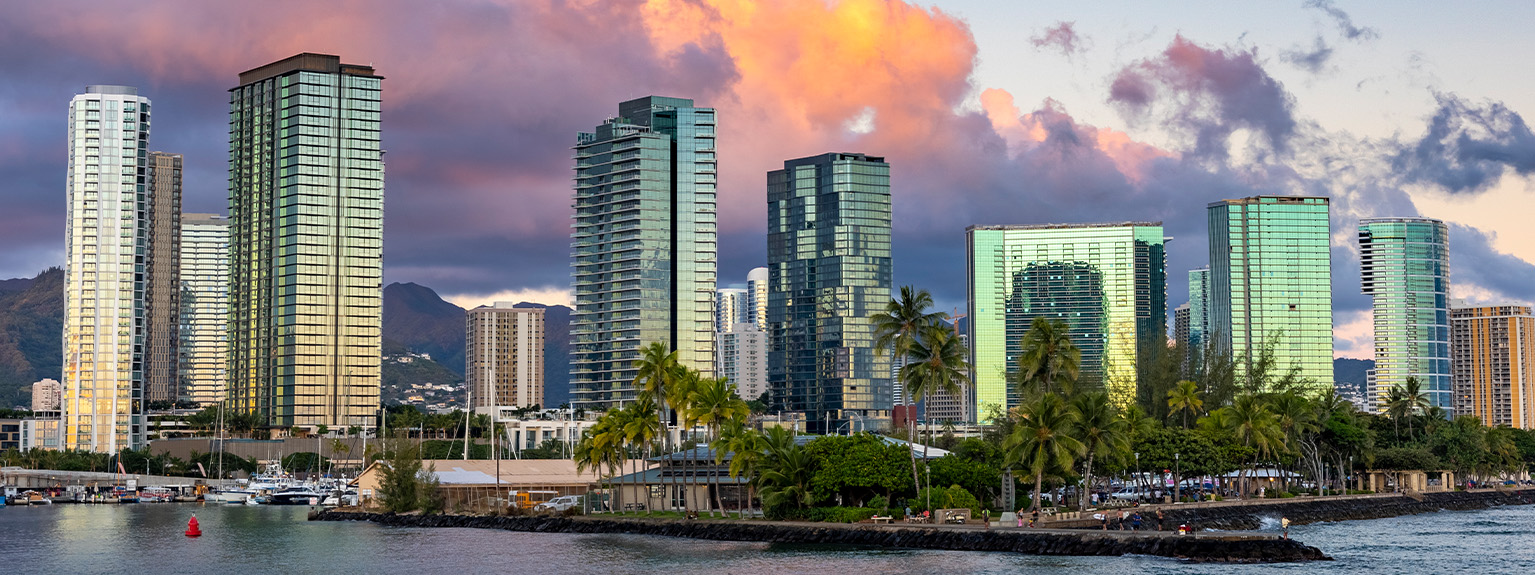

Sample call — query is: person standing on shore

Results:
[1156,509,1165,531]
[1281,517,1291,539]
[1030,508,1040,528]
[982,509,990,530]
[1017,507,1025,527]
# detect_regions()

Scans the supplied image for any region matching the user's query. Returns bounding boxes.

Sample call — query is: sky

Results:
[3,0,1535,359]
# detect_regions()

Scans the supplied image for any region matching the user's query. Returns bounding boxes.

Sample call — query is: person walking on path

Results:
[1281,516,1291,539]
[982,509,990,530]
[1017,507,1026,527]
[1156,509,1165,531]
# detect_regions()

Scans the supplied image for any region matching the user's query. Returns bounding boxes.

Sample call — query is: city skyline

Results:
[4,2,1535,362]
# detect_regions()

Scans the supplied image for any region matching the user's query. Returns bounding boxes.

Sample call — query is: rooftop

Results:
[967,222,1162,231]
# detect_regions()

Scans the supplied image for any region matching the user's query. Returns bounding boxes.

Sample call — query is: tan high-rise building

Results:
[467,304,545,409]
[32,379,62,413]
[1451,305,1535,429]
[145,151,182,404]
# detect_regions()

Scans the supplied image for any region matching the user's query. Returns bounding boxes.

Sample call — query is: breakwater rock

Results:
[312,511,1327,563]
[1077,488,1535,531]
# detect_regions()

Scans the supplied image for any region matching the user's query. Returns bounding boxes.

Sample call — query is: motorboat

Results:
[268,486,327,506]
[140,487,174,503]
[22,491,53,505]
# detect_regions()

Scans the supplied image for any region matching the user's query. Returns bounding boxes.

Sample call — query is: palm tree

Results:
[690,377,750,516]
[633,342,681,509]
[870,286,946,495]
[1016,317,1081,396]
[1385,376,1432,440]
[1166,380,1204,429]
[620,396,660,514]
[574,416,625,512]
[901,323,971,493]
[1223,394,1285,498]
[713,417,764,518]
[1071,391,1129,510]
[1004,392,1084,513]
[757,439,816,515]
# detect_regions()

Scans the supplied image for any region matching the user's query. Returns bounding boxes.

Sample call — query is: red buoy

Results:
[185,515,203,538]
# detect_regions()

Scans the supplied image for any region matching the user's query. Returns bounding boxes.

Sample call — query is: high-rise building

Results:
[716,288,748,333]
[1208,196,1333,391]
[32,379,62,413]
[144,151,182,404]
[467,304,545,409]
[768,152,892,434]
[967,223,1167,414]
[1451,305,1535,429]
[227,53,384,431]
[1187,267,1210,352]
[1359,218,1451,413]
[923,321,971,424]
[1174,304,1191,350]
[570,96,717,410]
[747,267,769,331]
[63,85,152,452]
[717,323,768,401]
[179,214,229,407]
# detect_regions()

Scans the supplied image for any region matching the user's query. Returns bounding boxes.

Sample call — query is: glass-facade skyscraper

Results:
[228,53,383,430]
[967,223,1167,414]
[179,214,229,407]
[63,85,152,452]
[768,153,892,434]
[570,96,717,410]
[1208,196,1333,391]
[1187,266,1210,352]
[1359,218,1450,412]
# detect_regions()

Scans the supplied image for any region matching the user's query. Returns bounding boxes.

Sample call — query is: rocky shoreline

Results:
[311,511,1328,563]
[1060,488,1535,531]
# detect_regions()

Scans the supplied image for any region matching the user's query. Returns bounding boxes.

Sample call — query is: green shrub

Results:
[909,485,981,515]
[867,495,889,511]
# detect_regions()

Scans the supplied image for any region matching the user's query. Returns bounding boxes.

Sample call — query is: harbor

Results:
[1,465,356,507]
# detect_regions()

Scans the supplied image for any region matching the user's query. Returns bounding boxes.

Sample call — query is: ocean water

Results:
[2,502,1530,574]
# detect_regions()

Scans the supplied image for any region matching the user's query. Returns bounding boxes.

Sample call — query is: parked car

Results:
[1110,487,1151,501]
[535,495,583,512]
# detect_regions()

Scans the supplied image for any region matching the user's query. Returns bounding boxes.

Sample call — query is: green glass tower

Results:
[1187,266,1210,352]
[227,53,383,431]
[768,153,892,434]
[966,223,1167,414]
[1359,217,1450,413]
[1208,196,1333,391]
[570,96,717,411]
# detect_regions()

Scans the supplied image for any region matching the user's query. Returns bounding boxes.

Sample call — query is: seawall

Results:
[1056,488,1535,530]
[311,511,1328,563]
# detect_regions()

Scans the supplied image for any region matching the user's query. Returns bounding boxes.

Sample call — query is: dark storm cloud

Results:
[1304,0,1380,42]
[1394,93,1535,194]
[1447,223,1535,304]
[1108,35,1298,161]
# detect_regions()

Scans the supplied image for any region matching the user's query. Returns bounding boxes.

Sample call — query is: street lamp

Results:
[1174,452,1181,503]
[1133,452,1140,498]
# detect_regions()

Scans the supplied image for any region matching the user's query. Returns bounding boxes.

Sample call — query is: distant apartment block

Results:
[179,213,228,407]
[717,323,767,401]
[32,379,62,413]
[467,303,546,409]
[144,151,182,403]
[1452,305,1535,429]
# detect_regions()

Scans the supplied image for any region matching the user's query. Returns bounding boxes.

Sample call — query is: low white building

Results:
[475,408,600,455]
